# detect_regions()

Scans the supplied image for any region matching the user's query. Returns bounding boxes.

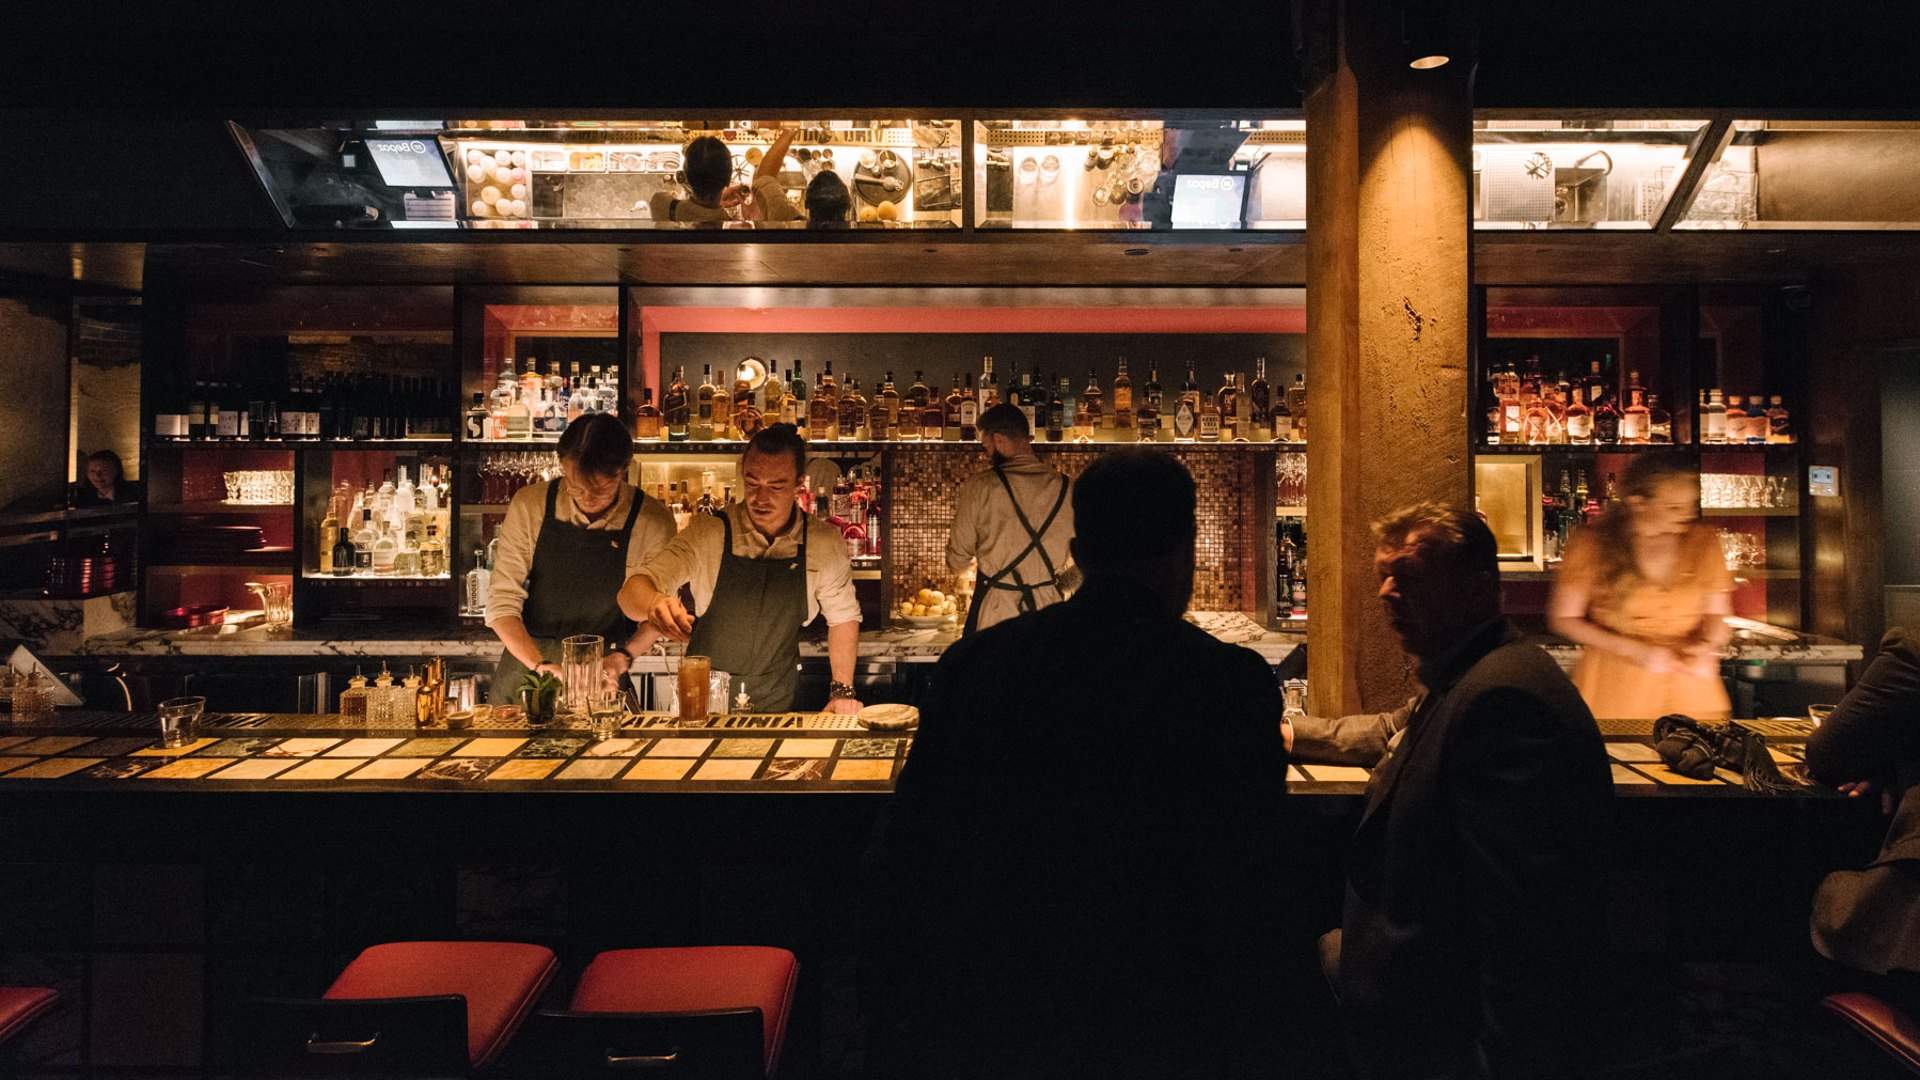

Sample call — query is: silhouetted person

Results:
[1304,502,1613,1080]
[877,449,1290,1079]
[1807,628,1920,987]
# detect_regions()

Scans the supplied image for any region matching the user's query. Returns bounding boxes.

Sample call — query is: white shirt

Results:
[637,501,862,627]
[946,453,1076,632]
[484,480,678,630]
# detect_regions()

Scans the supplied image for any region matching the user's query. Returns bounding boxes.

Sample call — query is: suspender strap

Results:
[977,467,1069,614]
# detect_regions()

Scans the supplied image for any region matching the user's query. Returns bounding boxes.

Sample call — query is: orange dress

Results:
[1560,523,1733,720]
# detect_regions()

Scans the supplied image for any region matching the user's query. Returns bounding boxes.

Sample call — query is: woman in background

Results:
[1548,454,1733,719]
[76,450,140,505]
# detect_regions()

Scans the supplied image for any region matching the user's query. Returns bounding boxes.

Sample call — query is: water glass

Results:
[709,670,735,717]
[588,679,627,742]
[157,695,205,749]
[675,655,712,727]
[560,634,604,718]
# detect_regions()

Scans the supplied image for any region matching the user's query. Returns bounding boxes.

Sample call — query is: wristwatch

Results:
[827,681,858,701]
[608,645,633,665]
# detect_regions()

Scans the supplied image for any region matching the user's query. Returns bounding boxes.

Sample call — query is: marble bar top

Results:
[65,611,1308,665]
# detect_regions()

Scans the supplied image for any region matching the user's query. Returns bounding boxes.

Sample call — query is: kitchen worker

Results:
[947,403,1076,634]
[618,423,864,713]
[648,135,740,224]
[485,413,676,704]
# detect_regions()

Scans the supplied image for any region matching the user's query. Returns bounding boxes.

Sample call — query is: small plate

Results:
[898,615,950,629]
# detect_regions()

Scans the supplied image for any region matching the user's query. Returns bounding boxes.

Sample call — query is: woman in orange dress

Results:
[1548,456,1734,720]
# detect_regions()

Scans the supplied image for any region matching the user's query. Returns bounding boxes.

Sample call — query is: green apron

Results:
[961,465,1069,637]
[490,483,646,705]
[685,508,810,712]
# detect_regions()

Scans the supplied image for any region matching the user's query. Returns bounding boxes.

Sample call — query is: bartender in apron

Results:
[618,423,864,713]
[485,414,678,704]
[947,404,1077,635]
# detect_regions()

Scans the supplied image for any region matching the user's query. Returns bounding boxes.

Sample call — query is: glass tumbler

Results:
[676,655,712,727]
[157,695,205,749]
[588,679,627,742]
[560,635,604,718]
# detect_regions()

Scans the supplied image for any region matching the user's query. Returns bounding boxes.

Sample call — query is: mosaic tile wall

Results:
[886,446,1260,612]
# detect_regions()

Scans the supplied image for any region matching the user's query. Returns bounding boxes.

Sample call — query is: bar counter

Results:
[0,710,1853,798]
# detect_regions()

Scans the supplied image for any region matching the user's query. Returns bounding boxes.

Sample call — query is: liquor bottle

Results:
[1079,368,1104,438]
[1112,357,1134,431]
[808,368,837,441]
[1740,395,1768,444]
[331,528,355,578]
[1724,394,1748,445]
[1765,394,1792,444]
[1144,363,1164,419]
[371,521,398,576]
[713,374,734,439]
[1016,370,1038,431]
[1249,357,1272,439]
[620,386,656,441]
[775,370,797,427]
[1046,379,1065,443]
[465,549,491,613]
[920,382,944,441]
[1197,387,1222,442]
[1647,393,1673,444]
[1057,375,1077,439]
[1703,388,1727,444]
[838,377,866,440]
[818,361,839,412]
[1287,373,1307,441]
[1564,380,1593,444]
[1584,359,1607,406]
[959,373,979,440]
[906,370,930,413]
[1621,372,1650,443]
[318,498,339,574]
[546,361,568,417]
[693,364,717,440]
[1495,363,1521,444]
[503,378,532,440]
[1215,370,1240,440]
[517,357,543,402]
[1172,378,1197,441]
[464,392,487,440]
[980,356,999,409]
[1546,379,1571,444]
[662,367,689,440]
[602,365,621,416]
[878,372,901,439]
[944,375,965,442]
[1592,390,1621,444]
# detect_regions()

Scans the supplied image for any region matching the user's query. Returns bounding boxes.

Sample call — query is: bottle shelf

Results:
[465,437,563,447]
[147,502,294,515]
[1476,442,1802,455]
[300,573,453,585]
[616,438,1308,453]
[149,437,454,450]
[150,557,294,572]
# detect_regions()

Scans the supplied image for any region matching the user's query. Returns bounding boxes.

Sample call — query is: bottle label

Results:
[1198,410,1221,439]
[960,400,978,426]
[1173,401,1196,439]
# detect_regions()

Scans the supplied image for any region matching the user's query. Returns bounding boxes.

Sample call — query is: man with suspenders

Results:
[948,403,1076,635]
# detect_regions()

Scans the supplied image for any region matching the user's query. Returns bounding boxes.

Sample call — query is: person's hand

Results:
[601,651,632,678]
[826,695,863,715]
[1838,780,1876,799]
[534,662,563,679]
[1280,718,1295,754]
[649,595,696,641]
[719,183,751,209]
[1837,779,1898,815]
[1679,640,1724,678]
[1637,642,1680,674]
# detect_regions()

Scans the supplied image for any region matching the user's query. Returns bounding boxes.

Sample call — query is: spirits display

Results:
[158,372,456,442]
[315,463,454,580]
[470,357,617,442]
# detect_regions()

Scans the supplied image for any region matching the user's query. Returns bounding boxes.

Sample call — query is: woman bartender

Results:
[617,424,864,714]
[484,414,678,704]
[1548,454,1734,719]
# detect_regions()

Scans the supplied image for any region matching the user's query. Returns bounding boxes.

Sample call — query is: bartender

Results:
[618,423,863,713]
[485,414,677,704]
[947,403,1076,634]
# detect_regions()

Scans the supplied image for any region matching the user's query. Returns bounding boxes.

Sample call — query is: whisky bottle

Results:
[1287,373,1307,442]
[1592,390,1622,444]
[1016,370,1038,431]
[777,370,799,427]
[1620,372,1650,444]
[635,387,663,441]
[712,374,734,439]
[665,367,690,439]
[1703,388,1727,444]
[945,378,965,442]
[1584,359,1607,407]
[1079,368,1104,439]
[838,377,866,440]
[1172,373,1197,440]
[693,365,717,440]
[1144,363,1164,418]
[979,356,999,409]
[878,372,901,439]
[959,373,979,440]
[420,522,447,577]
[1765,395,1792,444]
[1112,357,1134,430]
[1215,370,1240,440]
[1249,357,1272,439]
[907,370,929,413]
[731,384,762,439]
[809,368,837,442]
[920,382,945,441]
[1046,380,1065,443]
[1564,381,1593,444]
[1647,393,1673,444]
[330,528,355,578]
[1197,389,1221,442]
[1056,376,1076,439]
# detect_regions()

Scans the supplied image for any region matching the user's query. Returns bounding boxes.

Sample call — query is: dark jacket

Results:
[1337,619,1614,1080]
[1807,628,1920,974]
[876,574,1291,1080]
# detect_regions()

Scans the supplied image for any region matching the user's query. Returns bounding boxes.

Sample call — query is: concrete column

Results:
[1303,0,1473,713]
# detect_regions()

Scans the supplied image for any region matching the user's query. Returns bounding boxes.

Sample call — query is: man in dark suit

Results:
[1806,628,1920,981]
[1303,502,1613,1080]
[875,449,1291,1080]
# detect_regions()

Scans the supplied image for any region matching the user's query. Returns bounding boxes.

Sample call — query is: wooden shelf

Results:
[300,573,452,586]
[149,438,450,450]
[1476,442,1803,456]
[150,559,293,573]
[148,502,293,515]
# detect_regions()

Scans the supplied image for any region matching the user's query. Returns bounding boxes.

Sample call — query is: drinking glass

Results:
[157,695,205,749]
[709,670,734,717]
[588,678,628,742]
[560,634,604,718]
[676,655,712,727]
[247,582,292,629]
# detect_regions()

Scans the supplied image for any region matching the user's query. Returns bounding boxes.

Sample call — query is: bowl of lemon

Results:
[896,587,958,628]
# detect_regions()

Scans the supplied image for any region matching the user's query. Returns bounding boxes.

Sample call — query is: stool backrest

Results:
[229,996,471,1078]
[505,1008,765,1079]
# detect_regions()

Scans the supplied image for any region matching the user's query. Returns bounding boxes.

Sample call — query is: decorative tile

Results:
[276,758,360,781]
[454,738,526,758]
[691,758,761,781]
[582,738,648,758]
[0,756,38,776]
[1286,766,1311,783]
[764,757,829,781]
[258,738,339,758]
[776,738,837,758]
[831,759,895,782]
[86,736,177,757]
[1300,764,1371,782]
[82,759,157,780]
[8,737,94,756]
[1,757,102,779]
[486,759,562,781]
[0,736,28,751]
[556,759,627,780]
[396,738,465,757]
[209,758,297,781]
[132,738,218,757]
[323,738,405,758]
[517,737,586,759]
[647,738,712,757]
[1610,764,1655,785]
[348,758,431,780]
[839,738,901,759]
[421,758,497,782]
[713,738,776,758]
[624,759,694,781]
[1605,742,1663,763]
[140,757,230,780]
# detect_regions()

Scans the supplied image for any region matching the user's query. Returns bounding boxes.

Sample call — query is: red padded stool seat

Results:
[325,941,557,1070]
[570,947,799,1077]
[1824,992,1920,1076]
[0,988,57,1047]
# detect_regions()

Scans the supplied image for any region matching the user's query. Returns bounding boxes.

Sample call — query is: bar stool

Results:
[0,987,58,1050]
[235,941,557,1077]
[1823,992,1920,1076]
[508,946,798,1078]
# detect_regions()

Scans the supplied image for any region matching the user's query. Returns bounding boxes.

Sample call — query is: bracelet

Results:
[827,681,858,701]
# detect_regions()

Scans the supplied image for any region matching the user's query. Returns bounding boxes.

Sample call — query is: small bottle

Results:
[1724,394,1748,445]
[464,548,491,613]
[635,387,663,441]
[1563,383,1593,444]
[1620,371,1650,444]
[1249,357,1272,439]
[809,365,838,441]
[693,364,717,440]
[1765,394,1792,444]
[1197,389,1221,442]
[979,356,999,409]
[920,382,945,441]
[838,377,867,441]
[1046,381,1065,443]
[1286,373,1307,441]
[1112,357,1134,431]
[1215,371,1240,439]
[1144,363,1164,418]
[664,367,690,440]
[1057,375,1077,438]
[465,392,488,440]
[1079,368,1104,439]
[330,527,355,578]
[1172,385,1197,442]
[944,376,965,442]
[1703,388,1727,444]
[419,522,447,577]
[1592,391,1622,444]
[712,373,735,440]
[1647,394,1673,444]
[959,373,979,441]
[878,372,902,439]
